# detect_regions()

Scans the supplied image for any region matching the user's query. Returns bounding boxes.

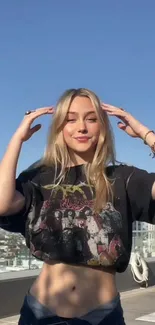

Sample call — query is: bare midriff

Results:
[30,262,117,318]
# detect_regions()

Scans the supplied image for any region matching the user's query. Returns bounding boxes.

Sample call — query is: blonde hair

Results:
[42,88,116,213]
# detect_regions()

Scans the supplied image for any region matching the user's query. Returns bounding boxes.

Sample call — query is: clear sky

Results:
[0,0,155,175]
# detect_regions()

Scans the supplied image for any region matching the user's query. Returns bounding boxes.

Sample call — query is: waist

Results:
[25,292,121,322]
[30,262,117,318]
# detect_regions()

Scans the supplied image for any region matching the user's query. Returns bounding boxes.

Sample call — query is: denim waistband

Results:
[26,292,121,324]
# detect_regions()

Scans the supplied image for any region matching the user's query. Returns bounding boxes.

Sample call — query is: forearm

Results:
[0,133,23,213]
[144,131,155,149]
[139,127,155,154]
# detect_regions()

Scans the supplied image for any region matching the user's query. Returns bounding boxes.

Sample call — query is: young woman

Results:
[0,88,155,325]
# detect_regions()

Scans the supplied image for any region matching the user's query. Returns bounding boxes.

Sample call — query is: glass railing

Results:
[132,229,155,258]
[0,228,155,274]
[0,231,43,273]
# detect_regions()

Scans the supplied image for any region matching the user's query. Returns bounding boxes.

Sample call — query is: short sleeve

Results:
[0,165,41,235]
[123,165,155,224]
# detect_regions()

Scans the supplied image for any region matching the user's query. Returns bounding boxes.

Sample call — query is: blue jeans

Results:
[18,293,126,325]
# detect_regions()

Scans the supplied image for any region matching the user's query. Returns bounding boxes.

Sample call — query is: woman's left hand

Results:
[102,103,148,139]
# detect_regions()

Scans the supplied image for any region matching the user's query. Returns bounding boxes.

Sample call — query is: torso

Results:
[26,165,132,271]
[0,164,152,317]
[23,164,133,317]
[30,262,117,318]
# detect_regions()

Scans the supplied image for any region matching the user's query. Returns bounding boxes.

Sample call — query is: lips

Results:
[74,137,90,142]
[75,137,89,140]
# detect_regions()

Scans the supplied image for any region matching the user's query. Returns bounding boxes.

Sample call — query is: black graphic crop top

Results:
[1,164,155,273]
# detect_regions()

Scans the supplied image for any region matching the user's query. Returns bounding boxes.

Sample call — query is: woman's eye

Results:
[87,118,97,122]
[67,119,76,122]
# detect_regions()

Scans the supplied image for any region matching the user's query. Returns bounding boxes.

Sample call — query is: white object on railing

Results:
[129,252,149,287]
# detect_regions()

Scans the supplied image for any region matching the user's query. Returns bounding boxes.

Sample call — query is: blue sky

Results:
[0,0,155,175]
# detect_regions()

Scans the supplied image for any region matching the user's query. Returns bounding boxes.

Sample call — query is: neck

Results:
[68,150,95,167]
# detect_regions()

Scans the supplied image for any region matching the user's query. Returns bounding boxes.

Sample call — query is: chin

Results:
[71,146,96,154]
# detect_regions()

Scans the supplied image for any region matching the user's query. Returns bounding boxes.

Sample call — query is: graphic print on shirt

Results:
[27,182,125,266]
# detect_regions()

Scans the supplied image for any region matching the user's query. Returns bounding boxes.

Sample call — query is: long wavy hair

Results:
[41,88,116,213]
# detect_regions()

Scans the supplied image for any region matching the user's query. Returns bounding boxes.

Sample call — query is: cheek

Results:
[89,126,100,146]
[63,126,73,142]
[90,125,100,139]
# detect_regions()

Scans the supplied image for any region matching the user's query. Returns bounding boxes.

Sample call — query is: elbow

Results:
[0,199,13,216]
[0,206,11,216]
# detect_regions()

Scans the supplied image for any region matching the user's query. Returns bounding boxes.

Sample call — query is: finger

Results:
[102,106,121,114]
[101,103,119,110]
[101,103,112,111]
[102,103,126,114]
[25,107,55,122]
[117,122,127,130]
[25,106,54,118]
[32,106,54,113]
[104,108,131,121]
[30,124,42,134]
[117,122,137,137]
[105,111,127,118]
[102,107,125,115]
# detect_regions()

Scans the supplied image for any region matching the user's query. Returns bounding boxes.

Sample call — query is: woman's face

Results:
[63,96,100,156]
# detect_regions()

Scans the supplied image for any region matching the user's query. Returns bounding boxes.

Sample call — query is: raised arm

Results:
[0,134,25,215]
[0,106,54,216]
[102,103,155,199]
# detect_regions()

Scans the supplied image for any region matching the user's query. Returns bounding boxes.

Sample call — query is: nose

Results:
[77,119,88,133]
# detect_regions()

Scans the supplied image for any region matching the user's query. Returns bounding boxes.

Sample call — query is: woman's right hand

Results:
[15,106,54,142]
